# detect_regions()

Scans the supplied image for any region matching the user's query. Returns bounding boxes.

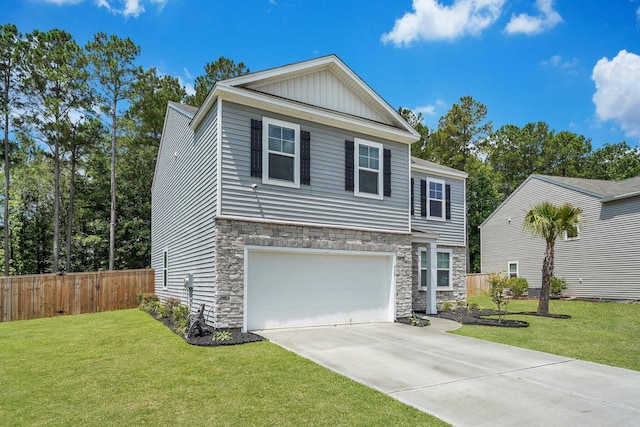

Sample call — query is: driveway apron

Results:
[259,320,640,427]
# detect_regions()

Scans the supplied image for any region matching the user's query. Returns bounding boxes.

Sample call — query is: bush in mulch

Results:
[430,307,571,327]
[138,293,263,347]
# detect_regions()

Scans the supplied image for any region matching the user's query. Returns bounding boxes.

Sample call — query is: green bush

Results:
[488,272,509,323]
[506,277,529,298]
[173,305,190,333]
[551,277,568,296]
[163,298,182,312]
[441,301,453,311]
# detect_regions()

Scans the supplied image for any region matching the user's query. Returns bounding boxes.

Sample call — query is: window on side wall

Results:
[508,261,518,278]
[355,138,383,200]
[263,117,300,188]
[436,250,452,289]
[428,178,445,220]
[419,248,428,288]
[563,221,581,241]
[163,249,168,288]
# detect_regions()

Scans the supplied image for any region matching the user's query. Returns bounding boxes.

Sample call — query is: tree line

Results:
[400,96,640,273]
[0,24,248,275]
[2,24,638,277]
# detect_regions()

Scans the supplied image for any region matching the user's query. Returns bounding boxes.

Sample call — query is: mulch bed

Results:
[147,311,264,347]
[428,308,570,328]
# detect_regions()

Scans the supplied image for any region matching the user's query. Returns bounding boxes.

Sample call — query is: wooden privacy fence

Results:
[0,269,154,322]
[467,273,491,297]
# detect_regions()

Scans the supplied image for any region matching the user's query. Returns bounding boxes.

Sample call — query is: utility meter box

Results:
[183,274,193,289]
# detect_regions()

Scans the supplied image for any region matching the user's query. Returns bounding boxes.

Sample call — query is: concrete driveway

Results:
[259,319,640,427]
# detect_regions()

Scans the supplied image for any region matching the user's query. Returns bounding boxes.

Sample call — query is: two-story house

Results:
[151,55,467,331]
[480,174,640,300]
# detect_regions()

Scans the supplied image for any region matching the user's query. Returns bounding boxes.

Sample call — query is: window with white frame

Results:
[263,117,300,188]
[355,138,383,199]
[436,250,451,288]
[508,261,518,278]
[563,222,581,241]
[419,248,428,288]
[162,249,168,288]
[428,178,445,220]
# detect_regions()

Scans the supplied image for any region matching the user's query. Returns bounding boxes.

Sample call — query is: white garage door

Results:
[245,248,395,330]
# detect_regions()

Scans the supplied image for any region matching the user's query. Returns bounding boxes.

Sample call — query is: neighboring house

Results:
[151,55,467,331]
[480,174,640,300]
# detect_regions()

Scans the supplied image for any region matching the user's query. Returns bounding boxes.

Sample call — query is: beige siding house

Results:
[480,174,640,300]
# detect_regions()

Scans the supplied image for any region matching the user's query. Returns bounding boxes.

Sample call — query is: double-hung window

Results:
[162,249,168,288]
[355,138,383,200]
[419,248,428,288]
[436,250,452,289]
[428,178,445,220]
[263,117,300,188]
[508,261,518,278]
[563,221,581,241]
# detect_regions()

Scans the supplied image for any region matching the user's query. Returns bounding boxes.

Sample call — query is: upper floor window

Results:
[354,138,383,200]
[563,221,581,241]
[428,178,445,220]
[262,117,300,188]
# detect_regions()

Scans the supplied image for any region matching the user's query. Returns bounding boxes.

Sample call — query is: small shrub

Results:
[212,330,233,342]
[173,305,190,333]
[468,302,479,310]
[163,298,181,312]
[507,277,529,298]
[551,277,568,296]
[441,301,453,311]
[138,293,159,311]
[456,300,466,308]
[156,305,170,318]
[488,272,510,323]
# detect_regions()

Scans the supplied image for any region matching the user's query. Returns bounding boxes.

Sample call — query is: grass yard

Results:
[0,309,448,426]
[456,296,640,372]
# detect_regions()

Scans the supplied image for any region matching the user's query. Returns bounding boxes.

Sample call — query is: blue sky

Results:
[6,0,640,150]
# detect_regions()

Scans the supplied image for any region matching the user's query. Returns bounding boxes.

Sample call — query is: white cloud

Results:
[415,105,436,116]
[540,54,578,70]
[505,0,562,35]
[92,0,166,17]
[592,50,640,138]
[381,0,506,46]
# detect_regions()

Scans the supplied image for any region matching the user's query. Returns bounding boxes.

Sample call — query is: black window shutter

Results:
[345,140,354,191]
[420,179,427,217]
[410,178,415,215]
[445,184,451,220]
[383,149,391,197]
[301,130,311,185]
[250,119,262,178]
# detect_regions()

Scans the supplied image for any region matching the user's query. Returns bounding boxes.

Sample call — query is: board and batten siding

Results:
[247,69,389,125]
[481,177,640,300]
[410,171,466,246]
[218,101,411,232]
[151,103,218,314]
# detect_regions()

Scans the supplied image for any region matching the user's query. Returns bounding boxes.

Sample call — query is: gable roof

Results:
[190,55,420,144]
[410,157,468,179]
[535,174,640,202]
[479,173,640,228]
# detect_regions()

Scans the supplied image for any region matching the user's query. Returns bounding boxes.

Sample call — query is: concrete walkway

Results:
[259,319,640,426]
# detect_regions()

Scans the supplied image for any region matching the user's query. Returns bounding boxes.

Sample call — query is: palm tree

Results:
[523,202,582,315]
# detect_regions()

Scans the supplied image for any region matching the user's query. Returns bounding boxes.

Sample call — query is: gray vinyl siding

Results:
[151,104,218,313]
[411,171,466,246]
[481,177,640,300]
[218,102,410,232]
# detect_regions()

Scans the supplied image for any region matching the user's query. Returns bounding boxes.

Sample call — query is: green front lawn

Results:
[0,309,448,426]
[455,296,640,371]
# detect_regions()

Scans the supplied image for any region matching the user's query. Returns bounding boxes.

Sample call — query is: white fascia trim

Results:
[245,245,397,258]
[216,214,411,235]
[216,100,223,217]
[411,163,468,180]
[196,85,419,144]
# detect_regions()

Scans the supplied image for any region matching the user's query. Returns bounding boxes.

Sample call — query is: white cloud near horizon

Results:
[592,50,640,139]
[40,0,167,17]
[381,0,506,45]
[504,0,562,35]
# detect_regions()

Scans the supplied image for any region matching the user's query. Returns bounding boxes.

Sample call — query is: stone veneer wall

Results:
[411,243,467,312]
[213,218,413,328]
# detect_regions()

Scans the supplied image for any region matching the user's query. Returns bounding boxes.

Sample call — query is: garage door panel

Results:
[246,249,394,330]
